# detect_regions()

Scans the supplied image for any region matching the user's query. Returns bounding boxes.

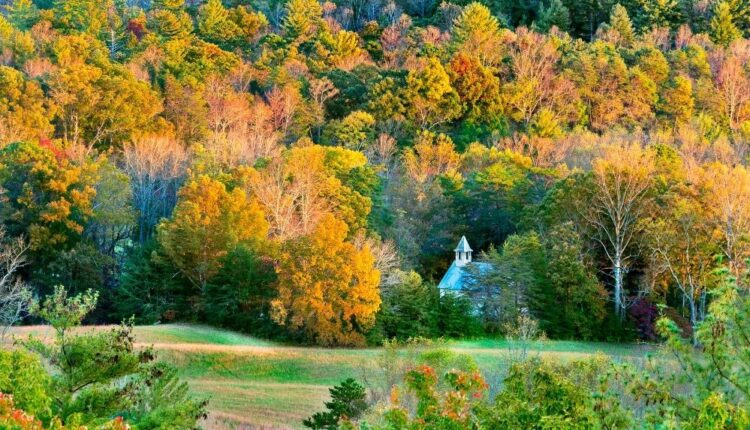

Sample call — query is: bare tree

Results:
[0,228,31,340]
[585,143,655,321]
[122,135,189,244]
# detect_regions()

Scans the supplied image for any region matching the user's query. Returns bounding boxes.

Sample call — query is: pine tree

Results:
[452,2,505,66]
[283,0,324,43]
[534,0,571,33]
[710,1,741,47]
[609,4,635,46]
[197,0,241,45]
[5,0,39,30]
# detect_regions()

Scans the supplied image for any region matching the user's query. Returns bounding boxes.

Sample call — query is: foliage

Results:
[303,378,368,429]
[22,286,206,429]
[272,214,381,346]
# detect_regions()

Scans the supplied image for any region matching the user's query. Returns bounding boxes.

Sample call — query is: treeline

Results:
[0,0,749,344]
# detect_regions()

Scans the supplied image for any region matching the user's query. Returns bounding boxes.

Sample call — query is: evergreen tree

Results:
[609,3,635,46]
[303,379,368,429]
[197,0,242,46]
[452,2,505,66]
[534,0,571,33]
[710,1,742,47]
[632,0,684,31]
[283,0,324,43]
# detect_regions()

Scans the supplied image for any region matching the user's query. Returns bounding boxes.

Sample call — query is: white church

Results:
[437,236,491,293]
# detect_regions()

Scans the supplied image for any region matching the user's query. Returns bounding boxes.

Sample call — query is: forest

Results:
[0,0,749,427]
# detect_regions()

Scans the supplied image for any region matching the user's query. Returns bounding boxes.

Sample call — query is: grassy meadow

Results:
[4,325,653,430]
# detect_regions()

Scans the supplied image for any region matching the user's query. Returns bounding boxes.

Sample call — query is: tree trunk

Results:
[613,257,624,321]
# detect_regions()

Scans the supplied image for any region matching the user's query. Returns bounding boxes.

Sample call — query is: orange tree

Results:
[272,214,380,346]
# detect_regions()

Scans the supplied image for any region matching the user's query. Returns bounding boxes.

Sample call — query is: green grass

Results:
[7,324,654,430]
[133,324,276,346]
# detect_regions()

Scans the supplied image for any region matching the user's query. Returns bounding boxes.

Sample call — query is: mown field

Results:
[5,325,653,430]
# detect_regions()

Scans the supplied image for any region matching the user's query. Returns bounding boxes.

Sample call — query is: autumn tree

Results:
[122,134,188,244]
[272,214,380,346]
[702,162,750,277]
[157,174,268,300]
[0,66,52,146]
[0,141,97,265]
[585,143,655,321]
[404,57,462,129]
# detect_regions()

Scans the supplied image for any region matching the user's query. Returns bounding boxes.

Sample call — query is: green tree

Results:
[609,4,634,46]
[197,0,242,46]
[451,2,505,67]
[534,0,571,33]
[303,378,368,429]
[4,0,40,30]
[24,286,205,427]
[538,224,607,339]
[283,0,324,43]
[204,245,278,335]
[710,1,742,47]
[376,270,438,340]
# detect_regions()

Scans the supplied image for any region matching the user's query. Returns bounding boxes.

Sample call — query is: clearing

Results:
[4,325,653,430]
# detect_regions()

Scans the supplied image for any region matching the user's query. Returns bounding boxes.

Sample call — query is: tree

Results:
[451,3,506,67]
[608,4,635,46]
[0,141,97,266]
[534,0,571,33]
[197,0,242,46]
[204,245,278,335]
[467,233,548,332]
[376,270,438,340]
[631,0,684,31]
[21,286,205,428]
[539,224,607,339]
[283,0,324,43]
[122,135,188,244]
[0,229,31,340]
[711,1,742,47]
[659,75,694,127]
[272,214,381,346]
[622,269,750,427]
[303,378,368,429]
[0,66,52,146]
[157,174,268,300]
[378,366,487,429]
[404,58,463,129]
[585,143,655,321]
[702,163,750,277]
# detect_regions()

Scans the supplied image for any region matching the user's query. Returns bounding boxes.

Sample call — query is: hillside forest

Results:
[1,0,750,427]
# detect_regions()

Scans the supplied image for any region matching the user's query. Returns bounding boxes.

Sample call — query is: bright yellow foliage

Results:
[157,174,268,291]
[272,214,380,346]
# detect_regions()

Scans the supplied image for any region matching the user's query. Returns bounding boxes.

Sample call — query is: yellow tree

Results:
[702,162,750,277]
[272,214,380,346]
[157,174,268,295]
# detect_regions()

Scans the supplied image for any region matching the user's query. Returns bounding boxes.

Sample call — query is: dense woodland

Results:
[0,0,749,347]
[1,0,750,428]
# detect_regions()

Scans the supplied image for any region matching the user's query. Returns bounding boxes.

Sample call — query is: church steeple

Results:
[454,236,473,267]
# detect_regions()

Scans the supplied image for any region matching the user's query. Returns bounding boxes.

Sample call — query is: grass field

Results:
[4,325,654,430]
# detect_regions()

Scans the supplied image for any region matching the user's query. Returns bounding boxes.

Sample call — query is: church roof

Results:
[454,236,473,253]
[437,261,492,292]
